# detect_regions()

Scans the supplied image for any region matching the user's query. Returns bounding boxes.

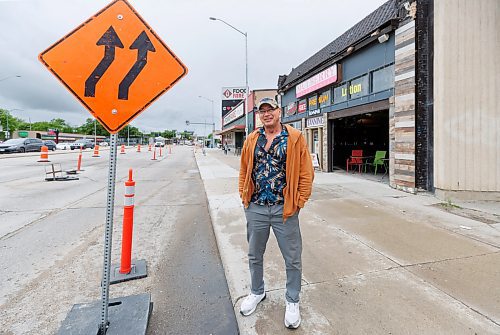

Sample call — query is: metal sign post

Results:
[41,1,187,333]
[99,133,118,334]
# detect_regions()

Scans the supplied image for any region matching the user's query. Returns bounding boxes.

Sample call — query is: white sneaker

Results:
[240,292,266,316]
[284,301,301,329]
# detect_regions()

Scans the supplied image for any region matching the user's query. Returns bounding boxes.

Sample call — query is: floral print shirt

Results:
[251,126,288,205]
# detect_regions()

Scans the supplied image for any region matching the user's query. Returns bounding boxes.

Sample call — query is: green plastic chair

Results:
[364,150,387,174]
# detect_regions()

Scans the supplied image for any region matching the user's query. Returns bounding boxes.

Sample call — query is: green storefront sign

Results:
[18,131,29,138]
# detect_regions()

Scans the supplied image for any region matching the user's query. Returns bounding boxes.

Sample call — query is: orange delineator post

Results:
[120,145,126,154]
[168,145,172,154]
[38,146,50,162]
[92,145,100,157]
[151,148,157,160]
[120,169,135,274]
[77,152,83,171]
[137,144,141,152]
[159,147,162,157]
[148,144,152,152]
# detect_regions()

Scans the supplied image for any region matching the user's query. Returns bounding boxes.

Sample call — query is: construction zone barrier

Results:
[45,163,79,181]
[38,146,50,162]
[110,169,147,284]
[92,145,100,157]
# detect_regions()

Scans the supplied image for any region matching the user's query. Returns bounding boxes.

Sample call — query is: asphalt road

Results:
[0,146,238,334]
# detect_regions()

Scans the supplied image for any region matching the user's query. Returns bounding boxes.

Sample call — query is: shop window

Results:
[348,75,369,99]
[333,83,348,104]
[318,89,331,108]
[308,95,318,110]
[372,65,394,93]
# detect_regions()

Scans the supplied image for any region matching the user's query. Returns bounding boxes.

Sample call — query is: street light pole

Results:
[198,95,215,149]
[209,17,249,137]
[5,111,8,139]
[0,75,21,82]
[186,120,215,148]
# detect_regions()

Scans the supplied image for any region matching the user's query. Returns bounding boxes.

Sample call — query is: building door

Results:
[312,129,319,154]
[331,110,389,170]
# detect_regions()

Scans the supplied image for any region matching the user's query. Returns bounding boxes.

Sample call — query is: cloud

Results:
[0,0,387,134]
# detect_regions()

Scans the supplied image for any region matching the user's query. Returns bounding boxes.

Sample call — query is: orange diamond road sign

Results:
[39,0,188,133]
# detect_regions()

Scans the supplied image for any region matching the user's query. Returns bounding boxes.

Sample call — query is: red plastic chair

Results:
[346,149,363,173]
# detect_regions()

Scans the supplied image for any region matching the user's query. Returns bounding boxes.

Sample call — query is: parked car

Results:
[70,139,95,150]
[154,142,165,147]
[0,138,44,153]
[98,141,109,147]
[43,140,57,151]
[56,142,72,150]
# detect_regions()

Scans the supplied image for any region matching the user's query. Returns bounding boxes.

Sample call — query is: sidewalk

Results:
[195,149,500,335]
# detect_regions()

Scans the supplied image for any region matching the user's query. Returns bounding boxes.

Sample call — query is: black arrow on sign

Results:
[84,26,124,97]
[118,31,156,100]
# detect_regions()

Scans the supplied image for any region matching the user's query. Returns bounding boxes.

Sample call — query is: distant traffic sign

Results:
[39,0,188,133]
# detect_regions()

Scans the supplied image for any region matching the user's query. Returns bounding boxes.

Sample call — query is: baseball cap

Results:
[257,97,279,110]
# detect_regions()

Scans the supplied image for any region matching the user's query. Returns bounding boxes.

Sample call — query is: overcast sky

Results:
[0,0,386,135]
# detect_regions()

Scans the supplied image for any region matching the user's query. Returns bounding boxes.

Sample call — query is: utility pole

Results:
[209,17,249,137]
[198,95,216,148]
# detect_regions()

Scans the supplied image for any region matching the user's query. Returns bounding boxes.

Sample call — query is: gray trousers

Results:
[244,203,302,303]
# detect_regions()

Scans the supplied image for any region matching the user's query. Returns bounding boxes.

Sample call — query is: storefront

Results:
[326,58,394,171]
[219,100,245,151]
[279,0,398,180]
[305,103,324,169]
[281,51,395,173]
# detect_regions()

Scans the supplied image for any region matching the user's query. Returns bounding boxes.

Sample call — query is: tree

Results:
[49,118,74,133]
[75,118,108,136]
[31,118,75,133]
[118,125,142,138]
[179,131,193,140]
[0,109,28,139]
[161,129,176,139]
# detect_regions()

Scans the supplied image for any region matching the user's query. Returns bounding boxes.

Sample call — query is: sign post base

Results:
[57,293,152,335]
[110,259,147,284]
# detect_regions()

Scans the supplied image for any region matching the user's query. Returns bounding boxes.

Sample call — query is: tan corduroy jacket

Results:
[238,124,314,222]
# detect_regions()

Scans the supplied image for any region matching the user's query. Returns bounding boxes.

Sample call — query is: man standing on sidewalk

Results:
[238,97,314,329]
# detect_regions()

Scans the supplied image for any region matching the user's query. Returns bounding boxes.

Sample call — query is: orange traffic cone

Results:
[38,146,50,162]
[148,144,152,152]
[120,145,126,154]
[92,145,100,157]
[137,145,141,153]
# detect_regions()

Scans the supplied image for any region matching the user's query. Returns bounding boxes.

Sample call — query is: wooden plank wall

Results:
[322,113,328,172]
[434,0,500,197]
[391,19,417,193]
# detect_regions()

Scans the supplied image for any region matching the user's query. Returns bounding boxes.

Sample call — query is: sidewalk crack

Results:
[401,251,500,269]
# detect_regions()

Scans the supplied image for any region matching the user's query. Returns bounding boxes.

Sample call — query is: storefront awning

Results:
[216,125,245,135]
